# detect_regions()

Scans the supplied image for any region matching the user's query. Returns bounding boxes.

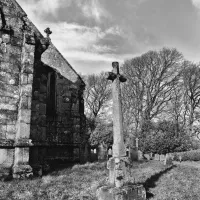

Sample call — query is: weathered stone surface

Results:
[0,103,17,111]
[160,154,165,161]
[21,84,32,96]
[12,164,33,178]
[96,184,146,200]
[0,125,7,138]
[0,139,14,147]
[0,0,86,178]
[11,36,23,46]
[111,72,126,157]
[21,96,31,109]
[164,154,173,165]
[16,122,31,139]
[138,151,146,161]
[0,149,7,164]
[18,109,31,123]
[0,148,14,167]
[106,62,130,191]
[154,154,160,161]
[0,62,19,73]
[107,158,115,186]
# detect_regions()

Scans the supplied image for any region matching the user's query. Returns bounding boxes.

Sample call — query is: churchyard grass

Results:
[148,164,200,200]
[0,161,200,199]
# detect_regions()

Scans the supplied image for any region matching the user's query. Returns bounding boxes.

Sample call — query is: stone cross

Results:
[107,62,127,158]
[106,62,128,188]
[44,27,52,38]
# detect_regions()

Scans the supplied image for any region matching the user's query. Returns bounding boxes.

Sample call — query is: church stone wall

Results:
[0,0,86,178]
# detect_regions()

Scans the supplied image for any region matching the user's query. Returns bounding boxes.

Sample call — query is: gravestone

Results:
[164,154,173,165]
[96,62,146,200]
[138,150,145,161]
[150,152,153,160]
[98,143,107,161]
[154,154,160,161]
[144,154,150,160]
[160,154,166,161]
[129,147,138,161]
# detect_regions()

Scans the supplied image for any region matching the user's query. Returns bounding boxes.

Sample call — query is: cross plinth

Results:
[106,62,128,188]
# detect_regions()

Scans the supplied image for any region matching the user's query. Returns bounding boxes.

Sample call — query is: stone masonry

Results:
[97,62,146,200]
[0,0,86,178]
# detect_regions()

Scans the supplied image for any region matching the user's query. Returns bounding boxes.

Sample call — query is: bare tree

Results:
[166,81,186,136]
[83,72,112,132]
[121,48,183,139]
[182,61,200,136]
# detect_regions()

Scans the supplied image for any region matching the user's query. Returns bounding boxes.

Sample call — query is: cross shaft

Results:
[107,61,127,157]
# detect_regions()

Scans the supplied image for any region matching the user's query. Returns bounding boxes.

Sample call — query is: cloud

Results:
[18,0,71,18]
[105,26,123,36]
[25,20,123,65]
[47,22,114,52]
[39,22,125,56]
[191,0,200,9]
[18,0,200,75]
[77,0,109,22]
[63,50,123,62]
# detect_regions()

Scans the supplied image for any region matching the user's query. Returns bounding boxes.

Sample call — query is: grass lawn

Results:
[148,164,200,200]
[0,161,200,200]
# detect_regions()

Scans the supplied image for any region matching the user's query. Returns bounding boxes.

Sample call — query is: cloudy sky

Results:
[17,0,200,74]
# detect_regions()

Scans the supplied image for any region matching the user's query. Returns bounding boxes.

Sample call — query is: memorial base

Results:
[12,165,33,179]
[96,184,146,200]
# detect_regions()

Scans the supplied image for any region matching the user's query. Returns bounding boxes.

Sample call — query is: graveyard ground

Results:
[0,161,200,200]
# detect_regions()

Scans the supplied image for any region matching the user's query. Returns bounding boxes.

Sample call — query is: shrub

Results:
[173,149,200,161]
[140,120,192,154]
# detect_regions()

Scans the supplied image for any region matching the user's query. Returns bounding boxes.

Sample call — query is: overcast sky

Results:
[17,0,200,74]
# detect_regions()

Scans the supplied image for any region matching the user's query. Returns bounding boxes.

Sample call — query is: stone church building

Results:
[0,0,87,178]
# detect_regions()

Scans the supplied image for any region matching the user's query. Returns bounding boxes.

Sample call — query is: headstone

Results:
[138,150,145,161]
[98,144,107,161]
[144,154,150,160]
[164,154,173,165]
[129,147,138,161]
[160,154,165,161]
[178,155,182,163]
[150,152,153,160]
[154,154,159,161]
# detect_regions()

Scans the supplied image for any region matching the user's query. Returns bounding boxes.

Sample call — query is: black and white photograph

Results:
[0,0,200,199]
